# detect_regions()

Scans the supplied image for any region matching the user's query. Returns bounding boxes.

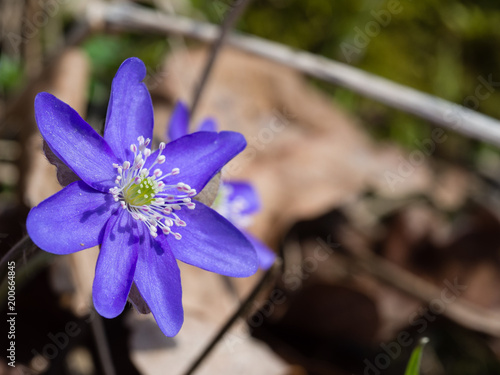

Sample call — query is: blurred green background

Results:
[196,0,500,165]
[2,1,500,374]
[3,0,500,166]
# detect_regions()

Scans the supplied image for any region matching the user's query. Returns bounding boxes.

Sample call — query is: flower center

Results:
[109,136,196,240]
[124,176,159,206]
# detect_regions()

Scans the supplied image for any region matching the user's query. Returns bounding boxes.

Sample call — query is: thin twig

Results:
[0,19,91,132]
[0,234,36,271]
[189,0,253,119]
[90,306,116,375]
[335,232,500,337]
[353,252,500,337]
[99,2,500,148]
[183,259,282,375]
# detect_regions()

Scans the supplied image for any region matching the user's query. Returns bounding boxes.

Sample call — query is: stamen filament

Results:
[108,136,195,240]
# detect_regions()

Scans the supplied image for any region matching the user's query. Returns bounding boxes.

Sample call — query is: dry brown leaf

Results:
[151,47,436,252]
[126,263,289,375]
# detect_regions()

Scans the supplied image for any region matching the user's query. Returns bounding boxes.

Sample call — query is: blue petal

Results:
[224,181,261,215]
[146,131,246,193]
[134,237,183,337]
[243,230,276,270]
[93,210,141,318]
[26,181,117,254]
[167,101,190,141]
[104,57,154,163]
[197,117,218,133]
[159,202,258,277]
[35,93,118,192]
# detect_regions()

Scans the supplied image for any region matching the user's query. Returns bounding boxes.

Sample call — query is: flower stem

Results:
[0,234,38,280]
[189,0,254,120]
[183,258,282,375]
[90,306,116,375]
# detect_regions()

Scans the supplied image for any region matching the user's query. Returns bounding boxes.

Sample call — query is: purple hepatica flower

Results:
[211,181,276,270]
[26,58,258,337]
[167,101,276,270]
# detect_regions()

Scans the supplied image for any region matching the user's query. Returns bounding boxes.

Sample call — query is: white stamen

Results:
[110,136,196,240]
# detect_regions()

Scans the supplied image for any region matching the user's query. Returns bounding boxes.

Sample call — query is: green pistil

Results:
[124,176,158,206]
